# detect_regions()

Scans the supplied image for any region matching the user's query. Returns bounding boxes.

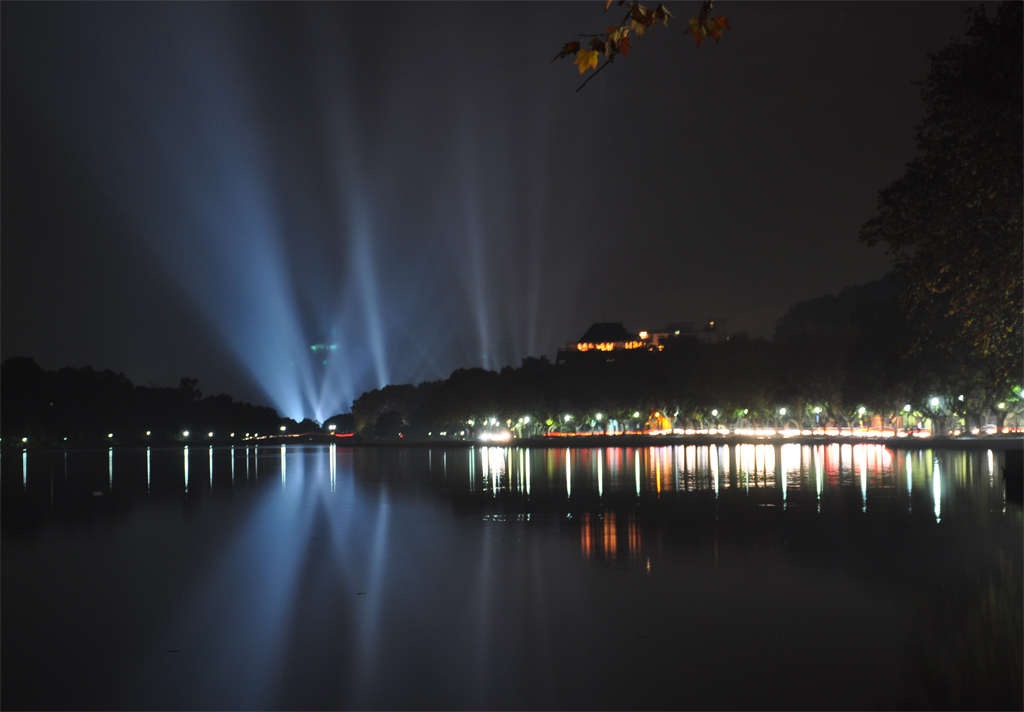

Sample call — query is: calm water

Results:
[2,443,1021,710]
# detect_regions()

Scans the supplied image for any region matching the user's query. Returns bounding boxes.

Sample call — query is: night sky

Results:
[1,2,985,420]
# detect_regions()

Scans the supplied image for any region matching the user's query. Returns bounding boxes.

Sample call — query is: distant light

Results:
[280,426,286,432]
[328,424,337,431]
[467,420,475,426]
[779,408,786,416]
[639,331,649,339]
[564,415,571,422]
[711,409,718,417]
[230,433,235,437]
[958,394,964,401]
[145,430,151,436]
[998,402,1006,409]
[858,406,866,415]
[21,437,27,443]
[743,409,748,415]
[108,433,113,438]
[596,413,603,421]
[903,404,911,412]
[523,416,530,424]
[208,432,214,438]
[633,411,640,418]
[813,406,821,414]
[930,397,940,407]
[183,430,190,437]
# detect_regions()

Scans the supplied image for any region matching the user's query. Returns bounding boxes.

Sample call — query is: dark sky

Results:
[1,2,983,420]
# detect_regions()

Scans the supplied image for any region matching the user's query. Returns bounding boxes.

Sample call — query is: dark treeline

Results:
[4,278,1020,446]
[352,278,1021,440]
[1,357,286,447]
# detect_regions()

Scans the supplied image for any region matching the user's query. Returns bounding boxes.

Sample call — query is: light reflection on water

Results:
[2,442,1021,710]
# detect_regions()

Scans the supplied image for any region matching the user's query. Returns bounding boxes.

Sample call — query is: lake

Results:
[2,442,1021,710]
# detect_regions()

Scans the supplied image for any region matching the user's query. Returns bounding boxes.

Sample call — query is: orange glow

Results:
[581,512,593,559]
[628,513,640,559]
[603,511,617,560]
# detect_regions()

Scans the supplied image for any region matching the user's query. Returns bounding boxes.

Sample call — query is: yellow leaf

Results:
[573,48,600,74]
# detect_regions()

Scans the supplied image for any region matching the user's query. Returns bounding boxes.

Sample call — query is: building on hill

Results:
[555,319,728,364]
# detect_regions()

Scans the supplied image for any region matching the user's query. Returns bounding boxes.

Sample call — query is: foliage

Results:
[554,0,729,90]
[1,357,280,446]
[860,2,1023,401]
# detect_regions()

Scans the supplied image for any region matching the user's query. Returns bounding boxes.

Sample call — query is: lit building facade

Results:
[556,319,728,364]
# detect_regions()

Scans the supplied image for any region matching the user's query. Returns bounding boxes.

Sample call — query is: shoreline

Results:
[8,433,1021,454]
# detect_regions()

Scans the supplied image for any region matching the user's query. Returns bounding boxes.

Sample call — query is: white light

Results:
[813,406,821,414]
[280,425,286,432]
[523,416,530,424]
[145,430,151,436]
[183,430,190,437]
[328,424,337,431]
[633,411,640,418]
[904,404,911,412]
[930,397,940,407]
[564,415,571,422]
[858,406,866,415]
[21,437,27,443]
[596,413,603,421]
[779,408,786,416]
[998,402,1006,409]
[108,433,113,438]
[711,409,718,417]
[208,432,214,438]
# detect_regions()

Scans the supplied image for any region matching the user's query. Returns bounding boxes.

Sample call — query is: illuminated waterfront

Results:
[2,443,1021,710]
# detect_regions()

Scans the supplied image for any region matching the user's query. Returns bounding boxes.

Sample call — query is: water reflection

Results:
[2,442,1020,710]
